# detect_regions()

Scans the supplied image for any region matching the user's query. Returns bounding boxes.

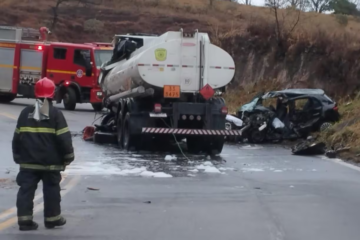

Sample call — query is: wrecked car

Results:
[225,114,244,142]
[237,89,340,143]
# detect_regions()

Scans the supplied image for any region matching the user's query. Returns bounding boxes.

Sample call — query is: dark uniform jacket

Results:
[12,103,74,171]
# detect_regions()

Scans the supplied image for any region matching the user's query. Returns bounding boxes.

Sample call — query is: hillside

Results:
[1,0,360,157]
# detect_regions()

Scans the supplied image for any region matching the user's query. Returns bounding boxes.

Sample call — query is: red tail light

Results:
[37,46,43,51]
[154,103,162,113]
[333,105,338,111]
[221,106,228,115]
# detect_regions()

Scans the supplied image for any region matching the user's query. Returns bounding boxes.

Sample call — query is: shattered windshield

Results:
[94,50,113,68]
[240,97,262,112]
[239,92,265,112]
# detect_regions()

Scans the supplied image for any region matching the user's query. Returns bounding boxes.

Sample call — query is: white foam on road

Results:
[195,161,221,173]
[164,155,177,161]
[240,145,263,150]
[241,167,264,172]
[65,162,173,178]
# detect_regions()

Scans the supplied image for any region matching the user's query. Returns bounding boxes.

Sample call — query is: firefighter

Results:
[12,77,74,231]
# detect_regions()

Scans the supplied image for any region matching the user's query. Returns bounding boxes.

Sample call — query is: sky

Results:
[250,0,266,6]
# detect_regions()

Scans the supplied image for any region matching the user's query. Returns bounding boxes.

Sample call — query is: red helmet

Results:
[35,77,55,99]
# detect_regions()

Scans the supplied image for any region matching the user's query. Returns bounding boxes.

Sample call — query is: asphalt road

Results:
[1,99,360,240]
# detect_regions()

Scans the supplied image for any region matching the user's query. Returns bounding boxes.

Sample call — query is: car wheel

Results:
[248,130,266,143]
[320,122,332,132]
[91,103,103,112]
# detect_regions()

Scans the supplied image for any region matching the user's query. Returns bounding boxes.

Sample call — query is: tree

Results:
[51,0,68,30]
[330,0,360,15]
[308,0,331,12]
[209,0,215,7]
[287,0,310,10]
[51,0,103,30]
[238,0,252,5]
[265,0,301,54]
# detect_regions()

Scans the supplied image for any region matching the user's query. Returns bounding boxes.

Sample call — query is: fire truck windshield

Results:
[94,50,113,68]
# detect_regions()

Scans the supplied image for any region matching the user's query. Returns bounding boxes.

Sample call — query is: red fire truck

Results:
[0,26,113,111]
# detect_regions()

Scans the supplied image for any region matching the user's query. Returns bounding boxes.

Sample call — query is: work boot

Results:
[45,216,66,229]
[19,221,39,231]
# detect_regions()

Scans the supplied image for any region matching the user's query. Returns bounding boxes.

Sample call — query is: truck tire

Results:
[207,137,225,155]
[63,88,77,111]
[187,136,204,154]
[0,94,16,103]
[101,113,115,126]
[117,112,123,149]
[123,112,140,151]
[92,103,103,112]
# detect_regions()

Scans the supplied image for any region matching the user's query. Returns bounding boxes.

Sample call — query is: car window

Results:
[294,98,309,110]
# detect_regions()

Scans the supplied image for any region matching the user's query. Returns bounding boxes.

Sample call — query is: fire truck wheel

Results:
[92,103,103,112]
[0,94,16,103]
[63,88,77,111]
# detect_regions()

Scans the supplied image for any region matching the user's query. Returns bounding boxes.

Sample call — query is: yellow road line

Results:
[0,113,17,120]
[0,175,80,231]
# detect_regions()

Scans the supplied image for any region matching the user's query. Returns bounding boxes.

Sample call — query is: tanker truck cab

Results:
[47,43,112,111]
[95,30,238,154]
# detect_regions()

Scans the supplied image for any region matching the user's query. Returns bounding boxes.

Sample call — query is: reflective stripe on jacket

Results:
[12,102,74,169]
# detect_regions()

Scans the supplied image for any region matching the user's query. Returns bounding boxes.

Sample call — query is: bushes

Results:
[335,14,348,26]
[84,18,104,32]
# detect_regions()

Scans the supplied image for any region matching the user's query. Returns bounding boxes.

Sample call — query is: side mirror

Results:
[85,64,92,77]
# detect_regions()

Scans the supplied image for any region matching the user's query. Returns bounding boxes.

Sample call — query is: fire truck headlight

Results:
[96,92,103,97]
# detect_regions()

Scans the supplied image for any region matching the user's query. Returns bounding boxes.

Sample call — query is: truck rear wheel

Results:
[117,112,123,149]
[0,94,16,103]
[187,136,204,154]
[63,88,77,111]
[92,103,103,112]
[123,112,140,151]
[206,137,225,155]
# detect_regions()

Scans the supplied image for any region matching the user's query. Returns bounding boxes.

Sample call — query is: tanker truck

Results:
[89,29,245,154]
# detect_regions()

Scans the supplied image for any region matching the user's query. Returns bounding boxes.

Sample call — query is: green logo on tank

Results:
[155,48,167,61]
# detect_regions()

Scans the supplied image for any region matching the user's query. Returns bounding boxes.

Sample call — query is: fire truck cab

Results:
[0,26,113,111]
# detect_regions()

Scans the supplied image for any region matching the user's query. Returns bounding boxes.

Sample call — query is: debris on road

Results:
[325,150,337,159]
[291,137,326,156]
[325,147,350,158]
[87,187,100,191]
